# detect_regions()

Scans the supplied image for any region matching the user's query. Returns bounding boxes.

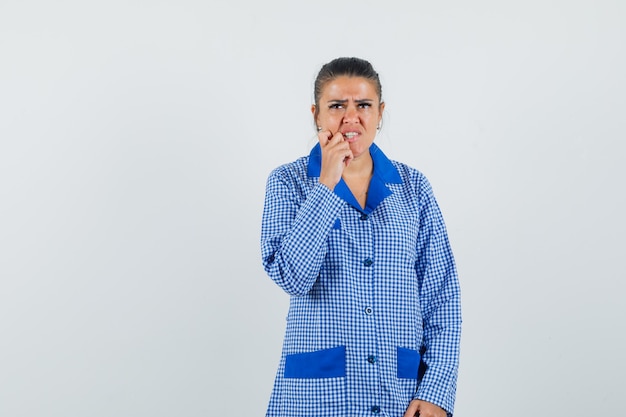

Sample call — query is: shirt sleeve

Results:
[261,167,345,296]
[412,175,462,417]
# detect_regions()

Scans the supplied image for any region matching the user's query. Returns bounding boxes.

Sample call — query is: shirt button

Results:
[363,258,373,267]
[367,355,377,364]
[360,213,368,220]
[364,307,373,315]
[371,405,380,414]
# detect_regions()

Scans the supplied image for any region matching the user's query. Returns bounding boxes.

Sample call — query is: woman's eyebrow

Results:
[326,99,374,104]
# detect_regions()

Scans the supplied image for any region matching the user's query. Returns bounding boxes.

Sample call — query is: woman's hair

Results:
[313,57,383,120]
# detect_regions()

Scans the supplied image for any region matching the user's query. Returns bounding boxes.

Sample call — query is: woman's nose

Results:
[343,105,358,123]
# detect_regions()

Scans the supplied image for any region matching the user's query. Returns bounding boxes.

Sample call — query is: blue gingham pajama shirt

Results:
[261,143,461,417]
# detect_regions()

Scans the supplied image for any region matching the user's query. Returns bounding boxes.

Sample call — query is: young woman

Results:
[261,57,461,417]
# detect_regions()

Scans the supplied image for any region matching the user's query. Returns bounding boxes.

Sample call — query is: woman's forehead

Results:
[321,76,379,100]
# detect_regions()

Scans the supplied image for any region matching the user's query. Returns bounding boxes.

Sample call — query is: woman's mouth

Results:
[343,132,359,141]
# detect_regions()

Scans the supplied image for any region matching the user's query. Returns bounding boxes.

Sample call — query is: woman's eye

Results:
[358,103,371,108]
[329,104,343,109]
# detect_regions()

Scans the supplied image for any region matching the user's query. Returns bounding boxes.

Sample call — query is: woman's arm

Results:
[412,175,462,417]
[261,167,344,296]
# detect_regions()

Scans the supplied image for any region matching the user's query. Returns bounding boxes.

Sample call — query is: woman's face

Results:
[313,76,384,160]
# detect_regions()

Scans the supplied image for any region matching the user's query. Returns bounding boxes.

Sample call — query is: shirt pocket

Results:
[397,346,421,379]
[284,346,346,378]
[282,346,347,417]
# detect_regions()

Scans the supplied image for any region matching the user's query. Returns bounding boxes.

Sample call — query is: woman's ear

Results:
[311,104,319,128]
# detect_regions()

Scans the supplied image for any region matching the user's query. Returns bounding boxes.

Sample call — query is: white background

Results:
[1,1,624,416]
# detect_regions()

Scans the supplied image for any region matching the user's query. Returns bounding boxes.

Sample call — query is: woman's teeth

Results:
[344,132,357,139]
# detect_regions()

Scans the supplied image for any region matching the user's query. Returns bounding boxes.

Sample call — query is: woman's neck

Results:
[343,152,373,179]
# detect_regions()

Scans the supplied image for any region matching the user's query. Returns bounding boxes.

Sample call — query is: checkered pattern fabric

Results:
[261,144,461,417]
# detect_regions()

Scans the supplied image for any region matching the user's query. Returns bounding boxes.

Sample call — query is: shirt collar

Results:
[307,143,402,214]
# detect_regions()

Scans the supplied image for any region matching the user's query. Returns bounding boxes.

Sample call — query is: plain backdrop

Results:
[1,1,624,416]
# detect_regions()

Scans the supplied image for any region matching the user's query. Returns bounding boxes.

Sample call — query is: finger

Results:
[317,130,333,146]
[403,400,419,417]
[322,131,343,147]
[330,131,344,144]
[343,150,354,167]
[410,400,445,417]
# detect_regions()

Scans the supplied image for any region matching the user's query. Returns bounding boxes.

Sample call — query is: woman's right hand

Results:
[317,129,353,190]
